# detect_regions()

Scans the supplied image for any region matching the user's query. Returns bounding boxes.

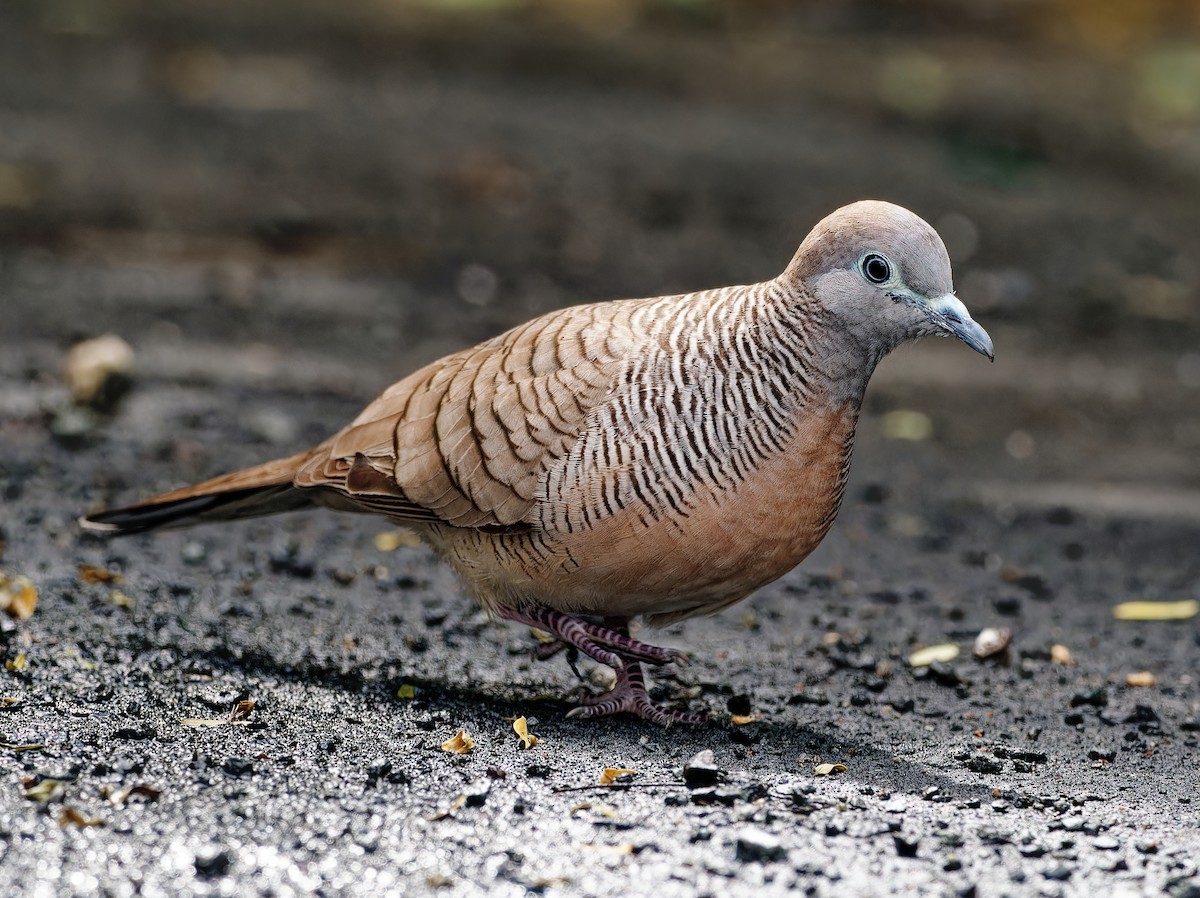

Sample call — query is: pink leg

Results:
[503,607,687,666]
[500,606,626,668]
[497,606,706,726]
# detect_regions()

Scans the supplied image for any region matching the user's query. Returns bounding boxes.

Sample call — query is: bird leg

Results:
[499,606,627,669]
[505,607,687,666]
[498,608,705,725]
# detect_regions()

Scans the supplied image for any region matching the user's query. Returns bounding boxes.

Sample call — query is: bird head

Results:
[786,200,993,361]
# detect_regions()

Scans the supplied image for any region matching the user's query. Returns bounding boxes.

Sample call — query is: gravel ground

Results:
[2,4,1199,897]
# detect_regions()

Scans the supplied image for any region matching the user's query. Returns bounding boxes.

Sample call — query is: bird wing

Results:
[293,301,646,530]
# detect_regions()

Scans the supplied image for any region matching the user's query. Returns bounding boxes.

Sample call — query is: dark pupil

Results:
[865,256,889,283]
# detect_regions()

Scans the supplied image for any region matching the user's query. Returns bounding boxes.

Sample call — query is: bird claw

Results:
[567,662,707,727]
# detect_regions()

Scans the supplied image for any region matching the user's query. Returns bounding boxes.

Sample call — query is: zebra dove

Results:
[82,200,993,725]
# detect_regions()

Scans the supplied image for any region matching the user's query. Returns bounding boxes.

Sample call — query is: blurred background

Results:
[3,0,1199,513]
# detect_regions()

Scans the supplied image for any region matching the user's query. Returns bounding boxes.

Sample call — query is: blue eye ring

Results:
[861,253,891,284]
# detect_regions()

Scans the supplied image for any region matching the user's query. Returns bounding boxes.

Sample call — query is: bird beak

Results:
[927,294,994,360]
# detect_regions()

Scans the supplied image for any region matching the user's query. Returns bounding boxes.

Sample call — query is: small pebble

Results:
[1042,864,1071,881]
[463,781,491,807]
[735,827,785,862]
[682,749,723,788]
[194,846,233,877]
[893,835,919,858]
[181,542,208,566]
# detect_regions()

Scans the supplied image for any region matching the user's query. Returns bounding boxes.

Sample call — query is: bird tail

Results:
[80,451,316,535]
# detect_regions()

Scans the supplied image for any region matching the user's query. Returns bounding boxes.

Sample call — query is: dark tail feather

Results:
[81,485,314,534]
[80,451,315,535]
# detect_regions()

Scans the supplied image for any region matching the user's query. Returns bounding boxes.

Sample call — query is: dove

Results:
[82,200,993,725]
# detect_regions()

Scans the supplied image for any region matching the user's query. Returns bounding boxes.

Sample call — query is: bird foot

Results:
[567,662,707,727]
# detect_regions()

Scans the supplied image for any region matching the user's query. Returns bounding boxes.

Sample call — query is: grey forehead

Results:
[797,203,953,297]
[885,223,953,298]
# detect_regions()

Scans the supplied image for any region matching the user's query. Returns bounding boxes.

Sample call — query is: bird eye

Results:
[861,253,891,285]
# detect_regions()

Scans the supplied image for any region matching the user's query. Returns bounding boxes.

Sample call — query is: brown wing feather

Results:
[293,302,646,529]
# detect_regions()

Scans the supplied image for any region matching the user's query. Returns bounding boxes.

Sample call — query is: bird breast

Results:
[440,396,859,624]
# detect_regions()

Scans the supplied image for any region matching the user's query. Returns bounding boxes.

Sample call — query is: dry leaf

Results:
[230,700,255,721]
[181,699,255,728]
[396,683,416,700]
[730,714,760,726]
[513,716,539,750]
[1050,644,1074,666]
[109,591,134,608]
[441,730,475,754]
[908,644,959,667]
[572,802,621,819]
[428,793,468,820]
[1126,671,1158,687]
[373,531,419,552]
[58,807,103,828]
[23,778,65,802]
[598,767,636,785]
[578,843,634,855]
[0,741,44,752]
[814,763,848,776]
[0,573,37,621]
[1113,600,1198,621]
[78,564,123,585]
[6,653,26,673]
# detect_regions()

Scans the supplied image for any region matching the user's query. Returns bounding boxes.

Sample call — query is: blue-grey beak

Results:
[928,294,994,360]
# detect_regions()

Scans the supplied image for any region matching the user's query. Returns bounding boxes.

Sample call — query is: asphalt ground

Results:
[2,4,1199,896]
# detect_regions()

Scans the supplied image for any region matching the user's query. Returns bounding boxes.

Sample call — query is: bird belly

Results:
[435,402,858,623]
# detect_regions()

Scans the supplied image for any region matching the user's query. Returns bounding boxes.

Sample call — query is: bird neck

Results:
[757,278,883,413]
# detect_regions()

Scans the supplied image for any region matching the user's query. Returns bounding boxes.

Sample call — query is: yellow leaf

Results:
[0,573,37,621]
[109,590,134,608]
[23,778,65,802]
[814,763,848,776]
[0,742,44,752]
[598,767,636,785]
[513,716,539,749]
[1113,600,1198,621]
[908,644,959,667]
[374,531,419,552]
[6,653,26,672]
[1050,644,1074,666]
[730,714,760,726]
[396,683,416,700]
[441,730,475,754]
[78,564,123,585]
[1126,671,1158,687]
